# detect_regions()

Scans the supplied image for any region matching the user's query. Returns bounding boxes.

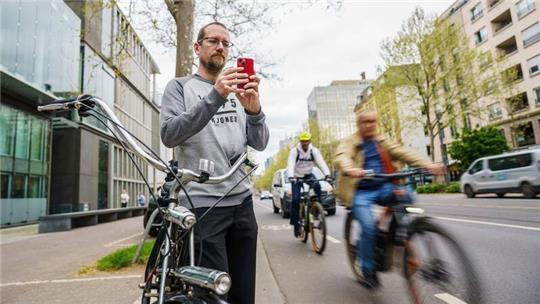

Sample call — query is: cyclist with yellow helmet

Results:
[287,131,331,237]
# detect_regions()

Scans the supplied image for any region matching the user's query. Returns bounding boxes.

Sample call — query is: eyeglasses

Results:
[198,37,233,49]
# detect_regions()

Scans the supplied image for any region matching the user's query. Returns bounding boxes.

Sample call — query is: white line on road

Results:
[255,201,273,212]
[435,216,540,232]
[0,275,142,287]
[422,203,540,210]
[434,293,467,304]
[104,232,143,247]
[327,235,341,244]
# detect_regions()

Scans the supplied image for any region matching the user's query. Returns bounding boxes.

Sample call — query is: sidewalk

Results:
[0,222,285,303]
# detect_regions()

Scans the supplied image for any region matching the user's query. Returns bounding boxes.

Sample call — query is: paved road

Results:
[255,194,540,304]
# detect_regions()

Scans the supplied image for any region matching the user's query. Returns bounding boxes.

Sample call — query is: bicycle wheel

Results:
[299,201,309,243]
[403,217,483,304]
[344,211,365,284]
[309,201,327,254]
[142,227,189,304]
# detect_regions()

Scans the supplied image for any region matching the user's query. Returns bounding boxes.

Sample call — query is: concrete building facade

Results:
[441,0,540,149]
[307,79,372,142]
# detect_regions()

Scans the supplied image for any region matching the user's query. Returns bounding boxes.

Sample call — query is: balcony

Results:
[496,36,518,57]
[507,92,529,113]
[503,64,524,82]
[491,10,513,35]
[488,0,502,11]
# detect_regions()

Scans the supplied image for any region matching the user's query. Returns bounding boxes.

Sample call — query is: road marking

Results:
[261,224,291,231]
[435,216,540,232]
[104,232,143,247]
[422,203,540,210]
[327,235,341,244]
[0,275,142,287]
[434,293,467,304]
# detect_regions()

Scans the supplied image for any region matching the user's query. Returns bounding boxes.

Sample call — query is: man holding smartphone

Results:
[160,22,269,304]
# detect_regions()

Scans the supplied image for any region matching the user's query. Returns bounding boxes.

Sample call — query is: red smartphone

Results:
[236,57,255,89]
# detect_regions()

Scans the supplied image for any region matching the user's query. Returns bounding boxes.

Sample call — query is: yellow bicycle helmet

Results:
[299,131,312,141]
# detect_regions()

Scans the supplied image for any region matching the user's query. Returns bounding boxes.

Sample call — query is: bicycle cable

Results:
[82,102,257,267]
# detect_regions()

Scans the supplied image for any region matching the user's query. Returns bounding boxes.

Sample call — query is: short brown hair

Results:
[197,22,228,42]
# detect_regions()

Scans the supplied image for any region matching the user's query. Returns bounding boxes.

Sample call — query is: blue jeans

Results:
[290,173,322,226]
[352,183,413,274]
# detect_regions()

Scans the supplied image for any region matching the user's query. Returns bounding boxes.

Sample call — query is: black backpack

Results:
[295,148,314,163]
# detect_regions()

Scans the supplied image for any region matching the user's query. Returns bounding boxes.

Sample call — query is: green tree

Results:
[448,126,509,171]
[379,7,515,166]
[307,119,339,169]
[254,146,290,191]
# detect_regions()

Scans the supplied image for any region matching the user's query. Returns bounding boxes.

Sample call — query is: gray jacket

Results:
[160,74,269,208]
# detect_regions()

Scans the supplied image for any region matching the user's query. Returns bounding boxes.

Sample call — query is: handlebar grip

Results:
[51,96,78,104]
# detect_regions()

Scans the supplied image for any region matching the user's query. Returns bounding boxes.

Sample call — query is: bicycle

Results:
[291,176,330,254]
[38,94,257,304]
[343,169,483,304]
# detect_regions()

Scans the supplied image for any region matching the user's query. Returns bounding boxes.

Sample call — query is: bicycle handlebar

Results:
[363,168,429,179]
[35,95,258,181]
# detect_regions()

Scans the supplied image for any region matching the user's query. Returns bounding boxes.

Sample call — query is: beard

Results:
[201,54,226,75]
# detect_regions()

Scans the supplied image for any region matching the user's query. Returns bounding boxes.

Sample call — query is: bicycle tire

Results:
[142,227,189,304]
[309,201,327,254]
[403,217,483,304]
[299,201,309,243]
[344,211,365,284]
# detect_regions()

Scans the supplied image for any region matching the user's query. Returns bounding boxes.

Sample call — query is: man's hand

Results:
[236,74,261,114]
[345,168,365,178]
[425,163,445,175]
[214,67,248,99]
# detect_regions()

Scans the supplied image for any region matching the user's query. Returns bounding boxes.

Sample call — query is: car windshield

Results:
[283,167,324,182]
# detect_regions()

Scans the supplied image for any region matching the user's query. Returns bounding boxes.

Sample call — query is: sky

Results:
[130,0,454,171]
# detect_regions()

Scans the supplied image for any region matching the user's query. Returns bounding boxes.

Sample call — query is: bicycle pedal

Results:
[138,283,146,289]
[144,292,159,298]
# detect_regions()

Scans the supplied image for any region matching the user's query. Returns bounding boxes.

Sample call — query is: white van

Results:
[460,149,540,198]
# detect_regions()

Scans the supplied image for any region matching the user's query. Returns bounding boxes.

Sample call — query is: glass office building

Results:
[0,0,81,225]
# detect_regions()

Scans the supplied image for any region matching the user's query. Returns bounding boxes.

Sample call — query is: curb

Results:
[256,236,286,304]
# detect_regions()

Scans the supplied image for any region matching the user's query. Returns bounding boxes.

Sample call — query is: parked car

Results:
[270,167,336,218]
[460,148,540,198]
[260,190,272,200]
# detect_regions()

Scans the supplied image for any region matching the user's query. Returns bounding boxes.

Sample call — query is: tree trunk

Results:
[170,0,195,77]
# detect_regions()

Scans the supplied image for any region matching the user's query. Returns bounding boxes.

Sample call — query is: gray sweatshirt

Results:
[160,74,269,208]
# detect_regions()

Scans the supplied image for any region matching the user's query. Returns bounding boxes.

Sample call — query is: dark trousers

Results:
[193,196,258,304]
[290,173,321,226]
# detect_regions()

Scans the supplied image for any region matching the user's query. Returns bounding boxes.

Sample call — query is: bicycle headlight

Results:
[166,206,196,229]
[171,266,231,295]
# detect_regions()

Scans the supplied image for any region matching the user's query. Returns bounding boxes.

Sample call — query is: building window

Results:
[535,87,540,105]
[470,3,483,21]
[522,22,540,47]
[479,51,493,69]
[426,145,431,157]
[513,122,536,147]
[488,103,503,120]
[516,0,536,19]
[11,174,26,198]
[98,141,109,210]
[14,112,29,159]
[527,53,540,75]
[474,27,488,44]
[507,92,529,112]
[1,174,10,198]
[0,106,15,156]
